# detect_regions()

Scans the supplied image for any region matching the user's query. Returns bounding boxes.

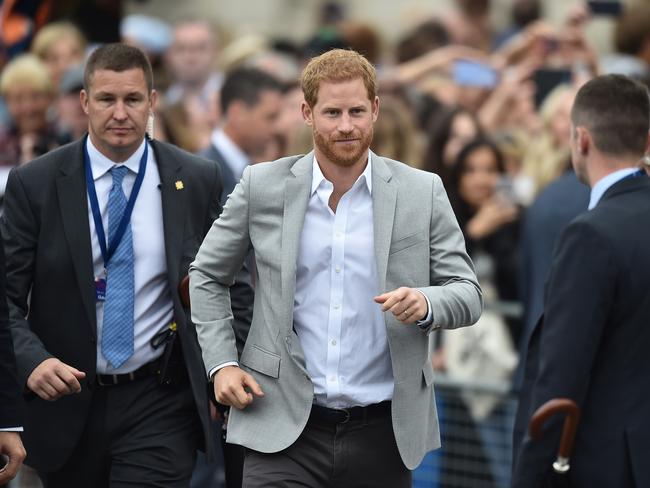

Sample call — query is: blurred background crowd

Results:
[2,0,649,487]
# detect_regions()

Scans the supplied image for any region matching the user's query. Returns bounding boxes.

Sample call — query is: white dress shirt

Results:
[211,129,249,180]
[86,137,173,375]
[293,155,394,408]
[588,167,641,209]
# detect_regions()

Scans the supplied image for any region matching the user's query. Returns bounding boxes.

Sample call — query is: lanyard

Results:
[84,135,148,267]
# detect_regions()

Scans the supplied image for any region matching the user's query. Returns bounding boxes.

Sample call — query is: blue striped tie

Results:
[101,165,135,369]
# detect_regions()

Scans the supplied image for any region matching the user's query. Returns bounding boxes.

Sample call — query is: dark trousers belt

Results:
[309,401,391,424]
[96,358,161,386]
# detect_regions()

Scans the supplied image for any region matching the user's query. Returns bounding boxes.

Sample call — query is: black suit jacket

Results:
[512,174,650,488]
[515,171,589,387]
[0,138,253,472]
[201,143,239,206]
[0,243,22,429]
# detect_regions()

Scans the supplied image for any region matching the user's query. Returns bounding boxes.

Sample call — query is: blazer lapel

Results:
[151,141,187,291]
[281,153,313,320]
[56,141,96,334]
[371,154,397,293]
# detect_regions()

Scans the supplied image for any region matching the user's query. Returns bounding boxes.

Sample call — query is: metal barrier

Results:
[413,375,518,488]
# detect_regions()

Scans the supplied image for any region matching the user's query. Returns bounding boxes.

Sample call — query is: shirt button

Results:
[329,376,336,382]
[331,340,337,346]
[336,231,342,238]
[335,266,341,273]
[333,304,340,310]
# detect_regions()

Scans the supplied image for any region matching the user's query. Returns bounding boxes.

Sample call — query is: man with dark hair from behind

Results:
[513,74,650,487]
[1,43,253,487]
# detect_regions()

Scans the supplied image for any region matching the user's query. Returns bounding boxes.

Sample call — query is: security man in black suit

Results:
[1,43,253,487]
[513,74,650,488]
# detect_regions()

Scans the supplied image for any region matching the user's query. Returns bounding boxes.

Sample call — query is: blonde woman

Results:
[520,84,577,197]
[31,21,86,87]
[0,54,61,170]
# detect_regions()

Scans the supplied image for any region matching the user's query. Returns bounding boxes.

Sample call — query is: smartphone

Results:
[495,176,518,205]
[587,1,623,16]
[453,59,498,88]
[533,68,572,108]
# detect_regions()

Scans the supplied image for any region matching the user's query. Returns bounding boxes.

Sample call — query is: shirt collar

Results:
[311,151,373,196]
[211,128,249,178]
[86,136,146,181]
[588,167,640,209]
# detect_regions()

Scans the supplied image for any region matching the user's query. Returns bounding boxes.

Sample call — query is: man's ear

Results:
[149,89,158,111]
[301,100,313,126]
[576,127,590,155]
[80,89,89,115]
[227,100,248,126]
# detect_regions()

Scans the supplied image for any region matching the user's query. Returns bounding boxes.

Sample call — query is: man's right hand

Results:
[214,366,264,410]
[27,358,86,401]
[0,432,26,484]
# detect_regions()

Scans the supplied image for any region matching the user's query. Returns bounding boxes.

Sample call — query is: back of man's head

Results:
[572,74,649,158]
[220,67,283,115]
[84,43,153,93]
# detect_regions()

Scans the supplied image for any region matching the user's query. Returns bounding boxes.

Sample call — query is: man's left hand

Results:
[375,287,427,324]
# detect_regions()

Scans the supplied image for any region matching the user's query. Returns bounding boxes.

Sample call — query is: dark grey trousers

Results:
[41,375,202,488]
[242,411,411,488]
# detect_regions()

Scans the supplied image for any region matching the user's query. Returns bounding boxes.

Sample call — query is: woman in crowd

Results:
[423,106,483,187]
[0,54,62,169]
[30,21,86,88]
[520,84,576,197]
[448,138,520,318]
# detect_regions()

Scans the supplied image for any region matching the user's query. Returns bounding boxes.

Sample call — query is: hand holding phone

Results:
[453,59,498,88]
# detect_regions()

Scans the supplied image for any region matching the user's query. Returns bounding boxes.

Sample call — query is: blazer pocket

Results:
[241,344,281,378]
[422,360,434,387]
[390,230,426,255]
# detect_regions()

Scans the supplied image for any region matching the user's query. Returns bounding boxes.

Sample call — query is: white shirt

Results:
[588,167,640,209]
[293,155,394,408]
[86,137,173,374]
[211,129,249,180]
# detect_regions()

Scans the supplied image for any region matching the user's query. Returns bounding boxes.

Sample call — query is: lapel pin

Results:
[175,180,184,190]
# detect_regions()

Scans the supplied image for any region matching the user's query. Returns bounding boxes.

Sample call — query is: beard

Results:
[313,126,373,168]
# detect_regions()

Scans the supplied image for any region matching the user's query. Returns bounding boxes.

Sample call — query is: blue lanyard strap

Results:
[84,135,148,266]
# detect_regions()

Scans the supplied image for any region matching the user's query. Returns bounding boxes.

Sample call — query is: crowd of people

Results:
[2,1,650,487]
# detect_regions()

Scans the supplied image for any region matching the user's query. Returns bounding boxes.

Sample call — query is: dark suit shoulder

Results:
[571,177,650,239]
[12,140,84,181]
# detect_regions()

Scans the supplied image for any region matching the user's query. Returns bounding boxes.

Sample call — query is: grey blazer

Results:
[189,152,482,470]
